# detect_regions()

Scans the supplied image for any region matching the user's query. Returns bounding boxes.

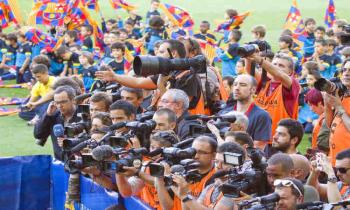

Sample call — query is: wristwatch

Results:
[181,194,193,203]
[327,176,338,183]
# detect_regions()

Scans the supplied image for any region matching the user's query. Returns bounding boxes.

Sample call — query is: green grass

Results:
[3,0,346,157]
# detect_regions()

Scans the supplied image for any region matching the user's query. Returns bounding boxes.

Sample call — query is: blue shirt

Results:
[303,33,315,57]
[81,65,97,92]
[246,104,272,141]
[216,43,240,77]
[15,42,32,67]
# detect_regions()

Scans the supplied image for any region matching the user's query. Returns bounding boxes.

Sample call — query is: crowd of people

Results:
[1,0,350,209]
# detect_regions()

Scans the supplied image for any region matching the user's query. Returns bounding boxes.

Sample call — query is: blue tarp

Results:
[0,155,153,210]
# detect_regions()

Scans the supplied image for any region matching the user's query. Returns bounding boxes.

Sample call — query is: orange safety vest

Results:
[172,168,216,210]
[255,81,299,140]
[138,158,162,210]
[311,114,324,149]
[203,184,224,208]
[188,92,206,115]
[329,97,350,166]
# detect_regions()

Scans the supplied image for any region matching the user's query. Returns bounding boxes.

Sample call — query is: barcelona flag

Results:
[29,0,71,27]
[159,3,194,29]
[23,27,58,50]
[216,12,250,32]
[0,0,18,28]
[284,0,306,48]
[196,39,217,64]
[325,0,336,28]
[109,0,135,12]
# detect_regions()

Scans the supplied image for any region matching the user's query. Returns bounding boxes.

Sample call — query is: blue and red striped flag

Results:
[284,0,306,48]
[109,0,135,12]
[159,3,194,29]
[216,12,250,32]
[324,0,336,28]
[0,0,18,28]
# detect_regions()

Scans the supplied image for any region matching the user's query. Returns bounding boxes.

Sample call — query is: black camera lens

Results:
[237,44,259,57]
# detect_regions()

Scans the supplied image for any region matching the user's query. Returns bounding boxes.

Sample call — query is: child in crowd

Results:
[145,16,168,55]
[278,35,303,74]
[302,18,316,58]
[80,24,94,52]
[194,20,216,42]
[216,29,241,77]
[64,30,80,49]
[236,59,246,75]
[108,42,126,74]
[251,25,272,50]
[56,46,81,76]
[0,33,18,81]
[79,52,97,92]
[315,26,326,40]
[145,0,160,25]
[311,39,334,79]
[16,32,32,83]
[124,19,142,40]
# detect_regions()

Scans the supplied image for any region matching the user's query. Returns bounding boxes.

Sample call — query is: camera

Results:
[314,77,348,97]
[99,147,148,174]
[66,153,98,173]
[125,119,156,148]
[224,152,244,166]
[220,148,267,198]
[106,136,129,148]
[133,55,207,76]
[149,159,202,186]
[237,40,269,58]
[64,104,91,138]
[238,193,280,210]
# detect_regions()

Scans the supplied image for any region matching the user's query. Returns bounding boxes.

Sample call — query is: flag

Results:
[82,0,99,11]
[325,0,336,28]
[284,0,306,48]
[0,83,29,88]
[28,0,70,27]
[0,107,19,116]
[22,27,58,50]
[6,0,22,23]
[159,3,194,29]
[109,0,135,12]
[0,97,26,106]
[0,0,18,28]
[216,12,250,31]
[196,39,217,64]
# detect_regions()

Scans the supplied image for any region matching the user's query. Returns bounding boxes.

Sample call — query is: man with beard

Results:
[270,119,304,157]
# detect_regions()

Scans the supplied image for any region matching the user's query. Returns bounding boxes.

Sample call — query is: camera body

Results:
[237,40,269,57]
[314,77,348,97]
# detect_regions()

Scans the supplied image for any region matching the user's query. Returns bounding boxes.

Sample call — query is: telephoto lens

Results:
[237,44,259,57]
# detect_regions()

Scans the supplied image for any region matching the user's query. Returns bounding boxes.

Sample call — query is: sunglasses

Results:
[274,179,302,197]
[336,167,350,174]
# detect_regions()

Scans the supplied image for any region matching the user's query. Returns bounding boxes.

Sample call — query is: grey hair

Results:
[165,89,190,110]
[225,111,249,130]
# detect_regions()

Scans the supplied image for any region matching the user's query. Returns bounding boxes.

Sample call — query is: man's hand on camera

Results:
[129,136,141,148]
[170,174,190,199]
[46,101,57,116]
[95,69,116,82]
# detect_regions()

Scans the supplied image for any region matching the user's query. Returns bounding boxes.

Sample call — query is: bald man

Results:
[290,154,311,181]
[231,74,272,150]
[290,154,320,203]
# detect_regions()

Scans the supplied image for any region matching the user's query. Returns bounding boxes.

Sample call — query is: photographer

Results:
[324,59,350,166]
[155,135,217,210]
[274,178,304,210]
[307,149,350,203]
[176,142,249,210]
[158,89,199,139]
[109,100,136,135]
[34,86,82,160]
[246,52,300,140]
[153,108,177,132]
[89,92,112,116]
[114,130,179,210]
[96,39,204,114]
[120,87,145,114]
